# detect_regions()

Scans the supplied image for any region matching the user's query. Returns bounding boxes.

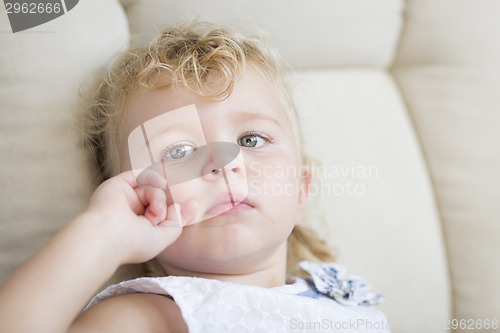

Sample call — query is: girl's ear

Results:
[298,165,312,208]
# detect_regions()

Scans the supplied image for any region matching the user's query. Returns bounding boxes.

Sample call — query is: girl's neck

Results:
[159,244,288,288]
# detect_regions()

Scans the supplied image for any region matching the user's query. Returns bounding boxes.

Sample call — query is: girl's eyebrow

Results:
[148,122,196,140]
[139,121,205,151]
[230,110,283,129]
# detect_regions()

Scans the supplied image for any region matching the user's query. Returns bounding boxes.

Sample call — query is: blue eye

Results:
[238,133,269,148]
[162,144,196,160]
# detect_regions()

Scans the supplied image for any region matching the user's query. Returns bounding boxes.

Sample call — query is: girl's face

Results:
[121,67,310,275]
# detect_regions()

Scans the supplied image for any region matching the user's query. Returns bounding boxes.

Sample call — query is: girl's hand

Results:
[0,169,198,333]
[85,170,198,265]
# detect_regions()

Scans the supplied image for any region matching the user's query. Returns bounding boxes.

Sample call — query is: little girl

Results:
[0,22,389,332]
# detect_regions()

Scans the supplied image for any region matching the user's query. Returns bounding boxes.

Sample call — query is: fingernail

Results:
[174,204,183,227]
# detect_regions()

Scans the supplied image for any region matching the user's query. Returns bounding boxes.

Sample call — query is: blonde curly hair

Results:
[81,21,335,277]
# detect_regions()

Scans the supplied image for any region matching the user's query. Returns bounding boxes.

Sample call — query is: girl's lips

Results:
[205,201,253,217]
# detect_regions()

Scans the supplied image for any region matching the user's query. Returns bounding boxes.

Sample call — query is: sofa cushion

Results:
[120,0,403,69]
[392,0,500,321]
[0,0,129,282]
[294,69,451,329]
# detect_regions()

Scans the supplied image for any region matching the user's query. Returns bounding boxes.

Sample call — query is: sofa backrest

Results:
[2,0,499,331]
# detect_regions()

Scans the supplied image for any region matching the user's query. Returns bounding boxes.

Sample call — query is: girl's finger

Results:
[143,188,167,225]
[180,200,200,226]
[136,167,167,189]
[153,204,184,247]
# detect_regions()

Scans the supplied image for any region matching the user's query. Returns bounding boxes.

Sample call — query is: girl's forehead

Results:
[125,67,289,136]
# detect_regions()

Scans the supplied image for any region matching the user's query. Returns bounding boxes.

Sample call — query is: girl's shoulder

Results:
[74,293,187,333]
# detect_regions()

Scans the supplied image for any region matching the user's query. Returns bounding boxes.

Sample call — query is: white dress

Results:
[86,261,390,332]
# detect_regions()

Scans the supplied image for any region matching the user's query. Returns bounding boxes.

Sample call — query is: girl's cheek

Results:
[167,178,205,206]
[245,159,302,200]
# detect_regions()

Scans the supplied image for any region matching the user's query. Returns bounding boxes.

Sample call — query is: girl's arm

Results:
[0,170,193,333]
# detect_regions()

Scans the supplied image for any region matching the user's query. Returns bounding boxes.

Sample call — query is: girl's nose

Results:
[201,155,245,182]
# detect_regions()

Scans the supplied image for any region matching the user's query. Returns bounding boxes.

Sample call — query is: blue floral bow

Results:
[299,261,385,306]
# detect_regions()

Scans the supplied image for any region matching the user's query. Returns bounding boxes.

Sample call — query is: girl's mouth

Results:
[205,195,253,217]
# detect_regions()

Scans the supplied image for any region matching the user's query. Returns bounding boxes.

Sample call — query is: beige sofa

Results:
[1,1,498,332]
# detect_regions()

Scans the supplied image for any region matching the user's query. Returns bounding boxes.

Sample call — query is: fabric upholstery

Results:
[1,0,498,332]
[119,0,403,68]
[0,0,129,281]
[391,0,500,323]
[293,69,451,329]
